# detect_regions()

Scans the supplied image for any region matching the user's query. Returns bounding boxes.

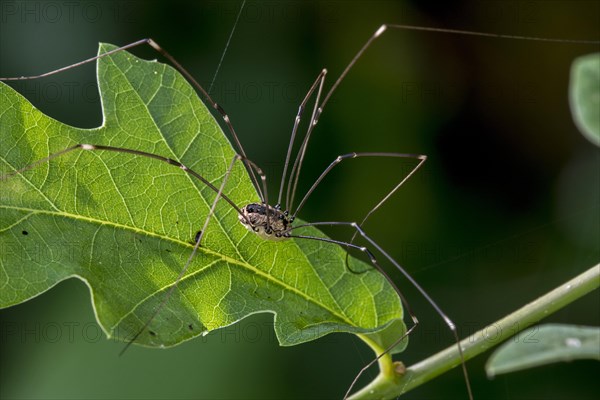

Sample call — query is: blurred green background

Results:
[1,0,599,399]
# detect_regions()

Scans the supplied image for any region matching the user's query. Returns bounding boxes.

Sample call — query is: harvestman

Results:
[2,24,597,399]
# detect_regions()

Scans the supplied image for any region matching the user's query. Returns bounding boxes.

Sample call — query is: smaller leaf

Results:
[485,323,600,378]
[569,53,600,146]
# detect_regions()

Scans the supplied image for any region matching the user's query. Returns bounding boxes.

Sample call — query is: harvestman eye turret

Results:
[2,18,598,399]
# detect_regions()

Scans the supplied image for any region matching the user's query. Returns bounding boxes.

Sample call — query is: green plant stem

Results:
[349,263,600,400]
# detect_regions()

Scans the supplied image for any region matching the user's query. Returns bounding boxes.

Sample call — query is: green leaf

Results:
[569,53,600,146]
[0,43,405,352]
[485,323,600,377]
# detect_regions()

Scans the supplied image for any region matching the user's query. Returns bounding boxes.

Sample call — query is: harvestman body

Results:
[2,22,596,399]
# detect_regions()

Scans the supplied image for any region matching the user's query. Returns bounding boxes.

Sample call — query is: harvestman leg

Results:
[281,150,456,399]
[122,152,243,353]
[119,151,273,352]
[0,142,273,350]
[280,28,392,213]
[277,69,327,208]
[289,151,427,276]
[299,24,600,398]
[281,22,599,214]
[275,25,464,399]
[283,72,328,211]
[272,23,578,398]
[266,25,467,398]
[289,221,471,400]
[0,38,265,204]
[291,152,427,220]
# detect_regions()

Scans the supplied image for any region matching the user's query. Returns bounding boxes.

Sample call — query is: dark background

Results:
[1,1,599,399]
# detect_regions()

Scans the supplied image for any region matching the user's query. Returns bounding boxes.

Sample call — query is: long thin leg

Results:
[276,69,327,208]
[318,24,600,114]
[0,39,265,204]
[291,152,426,220]
[289,232,418,397]
[283,24,599,210]
[290,221,473,400]
[0,140,280,350]
[120,153,242,354]
[281,25,391,211]
[0,141,277,232]
[140,40,266,201]
[0,144,244,218]
[285,68,328,212]
[290,151,427,275]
